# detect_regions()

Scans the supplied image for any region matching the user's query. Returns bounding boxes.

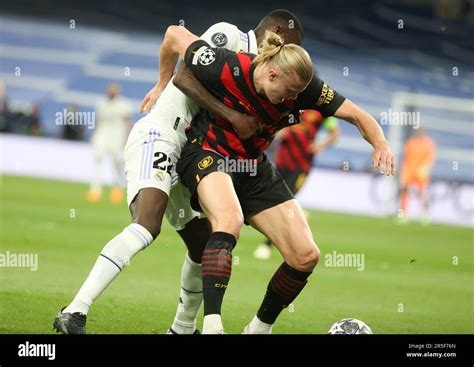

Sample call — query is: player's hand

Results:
[140,83,166,113]
[229,112,262,140]
[372,141,396,176]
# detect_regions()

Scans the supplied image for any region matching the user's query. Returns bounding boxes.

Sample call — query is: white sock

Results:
[203,314,224,334]
[63,223,153,315]
[247,315,273,334]
[171,253,203,334]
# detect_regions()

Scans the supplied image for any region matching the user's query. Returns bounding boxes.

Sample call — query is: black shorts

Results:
[277,168,308,195]
[177,140,294,219]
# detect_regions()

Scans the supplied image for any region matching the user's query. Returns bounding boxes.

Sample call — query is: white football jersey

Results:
[141,22,258,147]
[94,97,131,135]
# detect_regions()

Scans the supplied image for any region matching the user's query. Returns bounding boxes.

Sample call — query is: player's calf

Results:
[245,234,319,334]
[201,231,236,334]
[177,217,211,263]
[167,218,212,334]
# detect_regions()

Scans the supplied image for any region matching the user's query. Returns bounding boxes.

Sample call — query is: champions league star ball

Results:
[327,318,373,334]
[198,48,216,65]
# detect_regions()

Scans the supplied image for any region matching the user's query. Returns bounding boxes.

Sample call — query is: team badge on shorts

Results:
[198,156,213,170]
[211,32,228,47]
[154,170,165,181]
[199,48,216,65]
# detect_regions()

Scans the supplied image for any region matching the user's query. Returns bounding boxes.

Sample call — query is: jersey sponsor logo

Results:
[198,156,214,170]
[211,32,228,47]
[198,48,216,66]
[316,83,335,106]
[173,117,180,130]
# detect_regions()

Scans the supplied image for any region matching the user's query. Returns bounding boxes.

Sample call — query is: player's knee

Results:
[133,217,161,239]
[211,211,244,239]
[130,190,168,239]
[214,213,244,240]
[293,242,320,272]
[312,245,321,266]
[131,205,162,239]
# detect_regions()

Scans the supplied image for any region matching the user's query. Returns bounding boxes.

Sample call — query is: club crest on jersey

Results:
[154,170,165,181]
[199,48,216,65]
[211,32,228,47]
[198,156,213,170]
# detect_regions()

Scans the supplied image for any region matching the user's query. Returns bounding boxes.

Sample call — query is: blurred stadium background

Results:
[0,0,473,334]
[1,0,473,225]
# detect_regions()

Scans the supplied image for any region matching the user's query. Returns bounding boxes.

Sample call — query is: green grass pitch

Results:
[0,174,472,334]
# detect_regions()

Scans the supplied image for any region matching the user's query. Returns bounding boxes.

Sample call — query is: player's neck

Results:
[253,65,267,98]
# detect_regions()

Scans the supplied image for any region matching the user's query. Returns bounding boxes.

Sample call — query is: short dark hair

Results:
[258,9,304,39]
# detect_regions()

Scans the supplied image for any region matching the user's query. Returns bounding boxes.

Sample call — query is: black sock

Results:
[201,231,236,316]
[257,262,312,324]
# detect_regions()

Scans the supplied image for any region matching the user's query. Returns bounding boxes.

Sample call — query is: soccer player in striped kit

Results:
[54,10,306,335]
[164,25,395,333]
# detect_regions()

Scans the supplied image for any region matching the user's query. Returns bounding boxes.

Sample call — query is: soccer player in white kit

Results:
[54,9,304,335]
[87,83,131,203]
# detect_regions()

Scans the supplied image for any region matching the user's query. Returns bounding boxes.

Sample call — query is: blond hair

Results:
[253,31,313,83]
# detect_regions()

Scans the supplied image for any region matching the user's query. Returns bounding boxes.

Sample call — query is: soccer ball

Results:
[327,318,372,334]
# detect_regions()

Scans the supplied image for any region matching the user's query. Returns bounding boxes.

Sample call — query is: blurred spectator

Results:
[0,81,14,133]
[61,105,85,141]
[0,81,42,136]
[436,0,474,21]
[15,104,41,136]
[87,83,131,203]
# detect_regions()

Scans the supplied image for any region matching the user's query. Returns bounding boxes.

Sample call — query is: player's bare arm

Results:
[334,99,396,176]
[140,26,199,113]
[174,64,261,139]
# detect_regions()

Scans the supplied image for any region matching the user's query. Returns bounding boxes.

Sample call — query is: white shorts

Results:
[124,119,205,231]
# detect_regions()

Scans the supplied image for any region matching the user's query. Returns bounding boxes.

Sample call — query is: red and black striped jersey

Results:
[184,39,345,160]
[275,110,324,173]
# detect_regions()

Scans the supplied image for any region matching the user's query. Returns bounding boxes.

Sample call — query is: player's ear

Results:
[268,69,277,82]
[272,25,282,35]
